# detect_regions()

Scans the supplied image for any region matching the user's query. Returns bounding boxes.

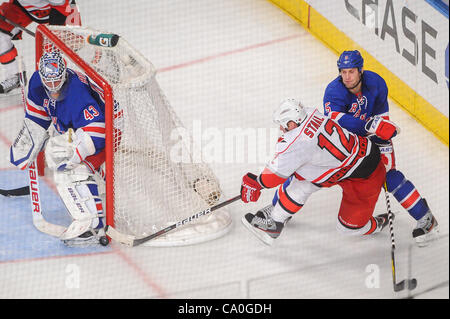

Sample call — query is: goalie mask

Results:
[39,51,68,100]
[273,99,307,130]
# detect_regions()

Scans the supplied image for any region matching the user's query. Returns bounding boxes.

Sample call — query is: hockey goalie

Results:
[10,50,107,246]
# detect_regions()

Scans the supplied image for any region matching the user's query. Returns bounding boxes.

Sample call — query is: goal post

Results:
[35,24,232,246]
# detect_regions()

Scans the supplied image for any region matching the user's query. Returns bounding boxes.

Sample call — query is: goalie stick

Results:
[384,183,417,292]
[16,56,66,237]
[106,195,241,247]
[0,186,30,197]
[28,160,66,237]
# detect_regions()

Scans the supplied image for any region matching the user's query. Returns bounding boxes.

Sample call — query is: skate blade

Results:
[415,225,440,247]
[241,215,274,246]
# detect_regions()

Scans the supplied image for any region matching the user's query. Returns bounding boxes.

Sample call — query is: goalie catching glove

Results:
[45,128,96,171]
[241,173,263,203]
[365,116,400,141]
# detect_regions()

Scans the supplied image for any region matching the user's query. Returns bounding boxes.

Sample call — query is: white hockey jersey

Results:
[16,0,68,22]
[267,107,378,187]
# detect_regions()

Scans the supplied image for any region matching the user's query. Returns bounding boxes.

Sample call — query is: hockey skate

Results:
[0,72,21,94]
[62,227,109,247]
[241,205,286,246]
[412,209,439,247]
[372,213,393,234]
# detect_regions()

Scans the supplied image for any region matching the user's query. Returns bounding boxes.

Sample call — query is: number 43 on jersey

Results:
[83,105,100,120]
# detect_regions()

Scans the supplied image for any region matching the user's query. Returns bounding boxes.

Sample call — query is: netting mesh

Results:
[39,26,231,245]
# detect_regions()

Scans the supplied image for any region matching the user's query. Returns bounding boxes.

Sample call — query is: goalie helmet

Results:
[39,51,68,98]
[337,50,364,72]
[273,99,307,130]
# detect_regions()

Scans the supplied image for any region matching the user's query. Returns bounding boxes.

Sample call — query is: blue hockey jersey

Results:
[25,68,105,154]
[323,70,389,137]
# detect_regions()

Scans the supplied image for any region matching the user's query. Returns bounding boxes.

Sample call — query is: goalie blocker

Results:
[10,117,49,170]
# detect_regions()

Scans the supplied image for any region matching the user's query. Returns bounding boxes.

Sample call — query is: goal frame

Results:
[35,24,116,230]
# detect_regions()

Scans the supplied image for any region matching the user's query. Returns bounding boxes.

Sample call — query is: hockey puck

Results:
[99,236,110,246]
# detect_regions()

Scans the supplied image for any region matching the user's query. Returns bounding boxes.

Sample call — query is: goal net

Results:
[35,25,232,246]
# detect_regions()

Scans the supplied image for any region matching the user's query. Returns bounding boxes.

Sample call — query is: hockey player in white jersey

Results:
[0,0,81,94]
[240,99,395,245]
[10,50,106,246]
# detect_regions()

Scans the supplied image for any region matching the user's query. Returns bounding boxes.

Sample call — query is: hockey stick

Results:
[0,14,35,37]
[28,160,66,237]
[383,183,417,292]
[0,186,30,197]
[16,56,66,237]
[106,194,241,247]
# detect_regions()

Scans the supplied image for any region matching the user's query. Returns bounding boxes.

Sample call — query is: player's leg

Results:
[0,1,32,93]
[242,176,319,245]
[385,169,439,246]
[45,133,106,246]
[336,161,388,236]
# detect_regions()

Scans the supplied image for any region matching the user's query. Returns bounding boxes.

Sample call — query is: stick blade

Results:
[407,278,418,290]
[394,278,417,292]
[105,226,135,246]
[0,186,30,197]
[33,217,66,237]
[394,280,406,292]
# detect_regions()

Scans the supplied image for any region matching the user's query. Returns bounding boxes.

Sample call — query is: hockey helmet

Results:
[39,51,67,95]
[337,50,364,72]
[273,99,307,130]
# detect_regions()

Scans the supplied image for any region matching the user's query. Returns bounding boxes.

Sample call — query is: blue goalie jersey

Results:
[25,68,106,154]
[323,70,390,137]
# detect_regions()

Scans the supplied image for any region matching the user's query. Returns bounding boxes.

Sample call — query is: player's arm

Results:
[323,92,367,136]
[48,0,81,26]
[241,141,301,203]
[365,80,399,141]
[241,168,288,203]
[366,78,397,170]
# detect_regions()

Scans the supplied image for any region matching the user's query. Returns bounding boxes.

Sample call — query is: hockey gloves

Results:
[241,173,262,203]
[365,116,400,141]
[369,135,397,172]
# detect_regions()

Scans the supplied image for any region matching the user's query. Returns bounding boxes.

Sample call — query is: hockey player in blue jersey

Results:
[9,50,106,246]
[323,50,439,247]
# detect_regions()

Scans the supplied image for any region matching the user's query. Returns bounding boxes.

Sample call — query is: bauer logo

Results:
[176,208,211,227]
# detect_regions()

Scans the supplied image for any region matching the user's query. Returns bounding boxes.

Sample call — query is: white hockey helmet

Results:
[273,99,307,130]
[38,51,67,94]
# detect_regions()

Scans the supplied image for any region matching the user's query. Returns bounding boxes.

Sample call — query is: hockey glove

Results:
[241,173,262,203]
[365,116,400,141]
[370,136,396,171]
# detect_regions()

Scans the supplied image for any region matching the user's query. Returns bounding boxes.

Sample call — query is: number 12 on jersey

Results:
[317,119,355,162]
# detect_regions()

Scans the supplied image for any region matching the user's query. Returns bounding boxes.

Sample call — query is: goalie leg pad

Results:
[54,163,104,240]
